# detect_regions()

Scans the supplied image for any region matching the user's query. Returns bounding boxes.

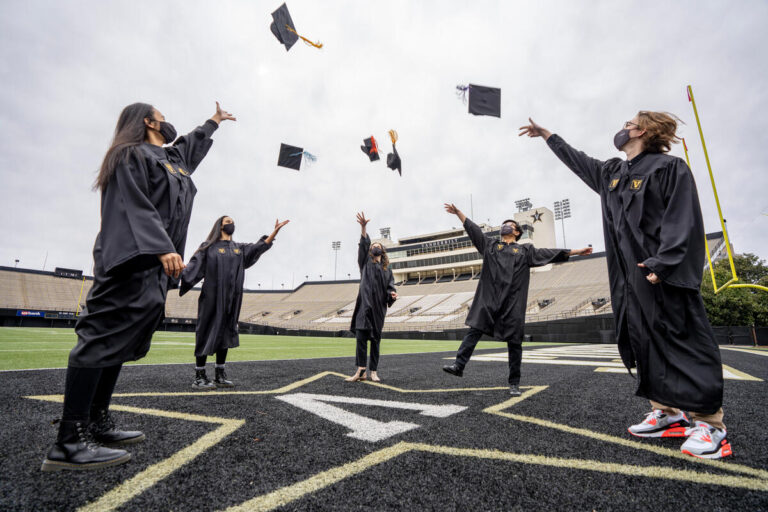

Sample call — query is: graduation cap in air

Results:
[361,136,380,162]
[456,83,501,117]
[386,130,402,176]
[270,3,322,51]
[277,143,316,171]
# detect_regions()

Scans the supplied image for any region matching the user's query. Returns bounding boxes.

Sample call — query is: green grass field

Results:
[0,327,563,371]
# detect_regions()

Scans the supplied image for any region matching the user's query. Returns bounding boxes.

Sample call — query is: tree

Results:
[701,253,768,326]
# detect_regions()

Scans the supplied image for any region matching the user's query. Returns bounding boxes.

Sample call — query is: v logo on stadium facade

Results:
[275,393,467,442]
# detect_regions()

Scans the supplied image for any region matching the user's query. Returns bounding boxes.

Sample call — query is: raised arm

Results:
[356,212,371,269]
[170,102,236,172]
[445,203,486,255]
[519,118,605,193]
[526,246,592,268]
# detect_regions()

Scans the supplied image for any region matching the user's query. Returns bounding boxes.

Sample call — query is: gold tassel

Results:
[285,25,323,49]
[388,129,398,144]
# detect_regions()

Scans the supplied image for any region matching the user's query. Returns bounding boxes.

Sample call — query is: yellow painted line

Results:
[721,347,768,357]
[28,372,512,399]
[482,386,549,413]
[483,407,768,481]
[79,420,244,512]
[26,397,246,512]
[223,440,768,510]
[223,442,413,512]
[722,365,763,382]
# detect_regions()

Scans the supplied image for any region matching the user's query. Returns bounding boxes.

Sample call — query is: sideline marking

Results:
[222,441,768,511]
[276,393,467,442]
[483,398,768,481]
[721,347,768,357]
[26,396,245,512]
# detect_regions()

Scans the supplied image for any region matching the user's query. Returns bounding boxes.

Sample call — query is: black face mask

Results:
[613,128,631,150]
[371,247,383,257]
[154,121,177,144]
[500,225,515,236]
[222,223,235,235]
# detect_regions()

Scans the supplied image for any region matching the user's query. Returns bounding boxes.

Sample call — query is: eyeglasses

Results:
[624,121,640,129]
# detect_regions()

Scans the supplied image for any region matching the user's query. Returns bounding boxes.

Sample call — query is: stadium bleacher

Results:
[0,253,614,332]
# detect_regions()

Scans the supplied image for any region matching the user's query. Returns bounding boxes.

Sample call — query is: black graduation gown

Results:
[350,235,396,342]
[180,237,272,356]
[463,218,570,342]
[546,134,723,413]
[69,120,218,368]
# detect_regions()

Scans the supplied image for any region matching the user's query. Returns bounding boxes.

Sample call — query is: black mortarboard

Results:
[456,84,501,117]
[270,3,322,51]
[361,136,380,162]
[277,143,316,171]
[386,130,402,176]
[270,3,299,51]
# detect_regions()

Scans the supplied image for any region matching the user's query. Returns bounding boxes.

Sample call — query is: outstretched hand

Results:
[518,117,551,140]
[211,101,237,124]
[576,247,593,256]
[356,212,370,227]
[444,203,460,216]
[274,219,290,231]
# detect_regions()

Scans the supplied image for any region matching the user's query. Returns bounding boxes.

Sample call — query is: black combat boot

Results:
[193,369,216,390]
[90,409,145,446]
[41,420,130,471]
[442,363,464,377]
[214,367,234,388]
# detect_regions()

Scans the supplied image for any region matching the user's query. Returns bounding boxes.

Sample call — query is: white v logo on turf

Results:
[275,393,467,442]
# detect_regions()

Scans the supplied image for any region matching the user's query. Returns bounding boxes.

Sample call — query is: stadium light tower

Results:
[14,259,19,268]
[331,241,341,280]
[554,198,571,247]
[514,198,532,213]
[379,227,391,240]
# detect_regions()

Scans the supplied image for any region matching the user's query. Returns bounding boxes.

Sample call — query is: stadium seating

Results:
[0,254,613,332]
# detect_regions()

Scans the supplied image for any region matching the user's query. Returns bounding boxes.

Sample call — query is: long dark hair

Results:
[94,102,155,191]
[198,216,230,253]
[370,243,389,270]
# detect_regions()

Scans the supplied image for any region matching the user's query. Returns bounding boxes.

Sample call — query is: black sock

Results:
[216,349,228,366]
[196,356,207,368]
[62,367,103,422]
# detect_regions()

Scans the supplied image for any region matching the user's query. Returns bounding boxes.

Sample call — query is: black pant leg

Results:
[355,330,369,368]
[507,342,523,385]
[216,349,228,365]
[368,338,381,371]
[61,366,103,422]
[455,327,484,369]
[90,364,123,413]
[196,356,207,367]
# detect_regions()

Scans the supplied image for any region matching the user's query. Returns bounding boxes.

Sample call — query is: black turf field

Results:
[2,345,767,511]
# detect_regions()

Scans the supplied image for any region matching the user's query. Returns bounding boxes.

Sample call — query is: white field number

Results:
[276,393,467,442]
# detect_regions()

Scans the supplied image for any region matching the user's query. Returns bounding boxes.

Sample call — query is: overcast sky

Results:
[1,0,766,290]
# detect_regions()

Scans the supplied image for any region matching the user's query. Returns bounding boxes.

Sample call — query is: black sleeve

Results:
[180,246,207,296]
[527,246,571,268]
[386,270,396,307]
[169,119,218,173]
[99,149,176,274]
[242,237,272,269]
[546,134,606,194]
[641,159,704,285]
[463,218,488,255]
[358,234,371,270]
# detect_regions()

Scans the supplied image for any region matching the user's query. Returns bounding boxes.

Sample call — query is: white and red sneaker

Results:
[628,409,690,438]
[680,421,732,459]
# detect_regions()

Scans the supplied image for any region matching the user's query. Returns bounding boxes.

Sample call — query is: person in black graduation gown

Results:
[442,204,591,395]
[42,101,236,472]
[180,216,289,389]
[345,212,398,383]
[519,112,731,459]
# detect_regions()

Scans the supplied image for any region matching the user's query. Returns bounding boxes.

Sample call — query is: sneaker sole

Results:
[442,369,463,377]
[41,452,131,472]
[627,425,689,438]
[682,441,733,459]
